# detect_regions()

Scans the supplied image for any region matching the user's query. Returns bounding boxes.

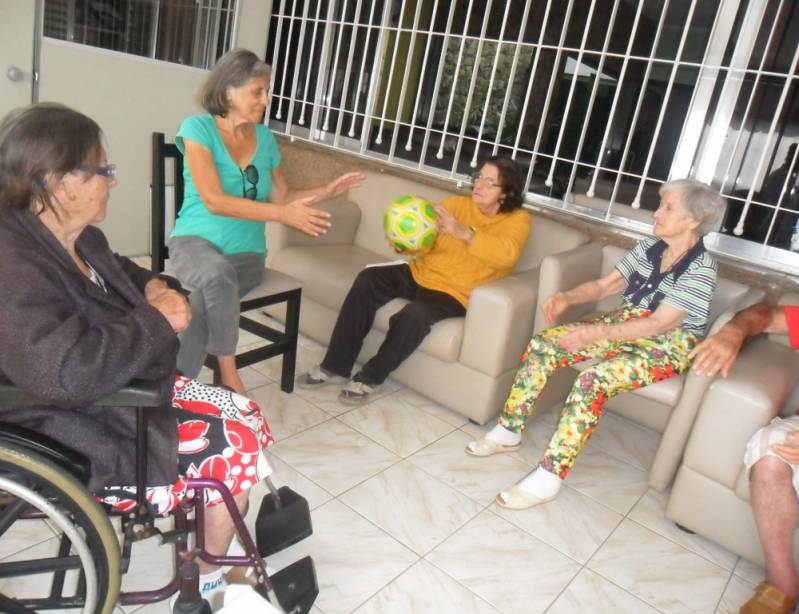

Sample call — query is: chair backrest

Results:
[151,132,184,273]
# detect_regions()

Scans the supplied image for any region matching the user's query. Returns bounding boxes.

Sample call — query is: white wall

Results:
[37,0,272,256]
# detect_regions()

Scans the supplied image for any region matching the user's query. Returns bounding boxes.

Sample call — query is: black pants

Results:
[321,264,466,385]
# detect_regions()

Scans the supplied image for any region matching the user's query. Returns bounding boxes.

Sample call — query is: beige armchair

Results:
[531,242,765,490]
[666,294,799,566]
[265,169,590,424]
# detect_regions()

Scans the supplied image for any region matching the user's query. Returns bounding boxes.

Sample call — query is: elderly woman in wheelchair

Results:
[0,104,314,613]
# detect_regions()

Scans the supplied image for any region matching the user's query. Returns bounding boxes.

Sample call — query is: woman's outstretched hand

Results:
[323,171,366,200]
[280,194,332,236]
[542,292,569,326]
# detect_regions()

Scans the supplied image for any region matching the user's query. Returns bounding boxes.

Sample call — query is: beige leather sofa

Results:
[530,243,766,491]
[265,170,590,424]
[666,294,799,566]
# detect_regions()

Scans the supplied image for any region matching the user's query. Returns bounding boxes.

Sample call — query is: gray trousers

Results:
[167,236,265,378]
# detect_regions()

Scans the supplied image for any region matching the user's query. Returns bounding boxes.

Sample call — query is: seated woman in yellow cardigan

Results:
[300,156,532,404]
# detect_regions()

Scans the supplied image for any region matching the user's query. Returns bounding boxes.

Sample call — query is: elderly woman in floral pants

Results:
[467,179,724,509]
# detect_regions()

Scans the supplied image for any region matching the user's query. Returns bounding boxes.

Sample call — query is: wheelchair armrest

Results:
[0,377,164,408]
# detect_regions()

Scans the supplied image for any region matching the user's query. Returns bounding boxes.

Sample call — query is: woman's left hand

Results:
[771,431,799,463]
[433,204,471,241]
[555,324,601,353]
[324,172,366,199]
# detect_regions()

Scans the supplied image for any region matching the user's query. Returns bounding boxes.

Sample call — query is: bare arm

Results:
[542,269,627,326]
[270,165,365,204]
[689,303,787,377]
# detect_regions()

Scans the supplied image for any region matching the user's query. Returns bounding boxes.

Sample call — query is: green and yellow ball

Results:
[383,195,438,253]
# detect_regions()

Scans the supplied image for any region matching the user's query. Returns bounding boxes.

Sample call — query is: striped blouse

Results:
[615,237,717,338]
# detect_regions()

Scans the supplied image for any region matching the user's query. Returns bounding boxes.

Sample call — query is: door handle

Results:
[6,66,25,82]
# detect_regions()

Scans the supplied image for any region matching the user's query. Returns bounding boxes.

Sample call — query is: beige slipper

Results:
[740,581,797,614]
[494,484,557,510]
[465,436,521,457]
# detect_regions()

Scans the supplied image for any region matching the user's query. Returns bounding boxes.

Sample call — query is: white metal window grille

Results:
[43,0,237,69]
[267,0,799,274]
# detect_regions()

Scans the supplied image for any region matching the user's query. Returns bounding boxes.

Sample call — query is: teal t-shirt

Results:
[170,114,281,255]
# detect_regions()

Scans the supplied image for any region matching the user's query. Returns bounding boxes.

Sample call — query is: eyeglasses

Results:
[472,172,502,189]
[76,164,117,180]
[241,164,259,200]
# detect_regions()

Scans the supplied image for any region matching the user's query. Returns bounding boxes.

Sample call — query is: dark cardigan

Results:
[0,208,180,491]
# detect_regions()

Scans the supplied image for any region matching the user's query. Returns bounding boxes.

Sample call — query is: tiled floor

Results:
[1,314,765,613]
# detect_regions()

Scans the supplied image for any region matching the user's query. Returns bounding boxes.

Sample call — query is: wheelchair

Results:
[0,377,317,613]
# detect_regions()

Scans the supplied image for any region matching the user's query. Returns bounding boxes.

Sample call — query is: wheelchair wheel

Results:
[0,443,120,613]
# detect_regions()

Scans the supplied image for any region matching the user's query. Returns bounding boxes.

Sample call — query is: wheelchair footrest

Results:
[255,487,312,557]
[257,556,318,614]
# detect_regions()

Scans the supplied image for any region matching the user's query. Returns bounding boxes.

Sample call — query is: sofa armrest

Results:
[266,198,361,262]
[534,243,606,333]
[678,336,799,490]
[460,268,540,377]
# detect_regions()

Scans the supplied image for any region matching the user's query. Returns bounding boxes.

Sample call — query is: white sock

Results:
[515,467,562,498]
[485,424,522,446]
[199,569,228,611]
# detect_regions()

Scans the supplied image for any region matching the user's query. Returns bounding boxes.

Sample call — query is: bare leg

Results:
[218,354,246,396]
[198,491,249,575]
[751,457,799,599]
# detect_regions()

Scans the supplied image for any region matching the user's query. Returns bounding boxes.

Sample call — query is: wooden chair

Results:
[150,132,301,393]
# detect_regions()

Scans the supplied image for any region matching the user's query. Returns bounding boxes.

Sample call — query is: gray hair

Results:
[659,178,725,235]
[200,48,271,117]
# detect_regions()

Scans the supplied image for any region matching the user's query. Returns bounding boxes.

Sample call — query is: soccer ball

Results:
[383,195,438,253]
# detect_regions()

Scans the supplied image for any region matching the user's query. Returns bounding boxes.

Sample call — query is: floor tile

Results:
[338,390,456,457]
[340,461,482,555]
[259,450,333,510]
[268,420,399,495]
[353,559,501,614]
[588,518,731,613]
[408,430,531,505]
[590,412,661,471]
[493,484,622,564]
[251,339,326,385]
[547,568,661,614]
[262,500,418,614]
[733,556,765,585]
[0,518,55,560]
[716,573,756,613]
[628,488,738,571]
[427,510,580,614]
[390,387,470,428]
[566,447,649,515]
[250,382,333,440]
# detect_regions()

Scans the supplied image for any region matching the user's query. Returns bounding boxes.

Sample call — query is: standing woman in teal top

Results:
[169,48,364,394]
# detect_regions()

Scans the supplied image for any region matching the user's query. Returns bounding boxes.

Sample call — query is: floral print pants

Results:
[499,305,696,479]
[98,375,274,515]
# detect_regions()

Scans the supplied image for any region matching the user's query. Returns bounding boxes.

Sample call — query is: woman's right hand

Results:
[280,195,332,236]
[542,292,569,326]
[148,290,192,333]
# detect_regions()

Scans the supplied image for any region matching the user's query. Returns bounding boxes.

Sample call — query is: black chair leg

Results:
[280,290,301,394]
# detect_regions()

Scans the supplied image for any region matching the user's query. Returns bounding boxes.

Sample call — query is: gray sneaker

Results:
[338,379,375,405]
[298,365,346,389]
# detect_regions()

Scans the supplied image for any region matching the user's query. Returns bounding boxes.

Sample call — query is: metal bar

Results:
[605,0,672,219]
[333,0,364,146]
[763,143,799,245]
[523,0,576,190]
[387,0,425,161]
[311,0,340,141]
[631,0,700,208]
[299,0,325,126]
[733,43,799,236]
[585,0,645,198]
[348,0,379,137]
[563,0,622,202]
[546,0,598,190]
[435,0,476,160]
[417,0,457,168]
[275,0,297,121]
[285,0,312,135]
[491,0,534,157]
[322,0,350,133]
[511,0,553,161]
[404,0,441,151]
[359,0,394,155]
[148,0,160,59]
[469,0,512,168]
[266,0,287,121]
[450,0,496,174]
[374,0,408,145]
